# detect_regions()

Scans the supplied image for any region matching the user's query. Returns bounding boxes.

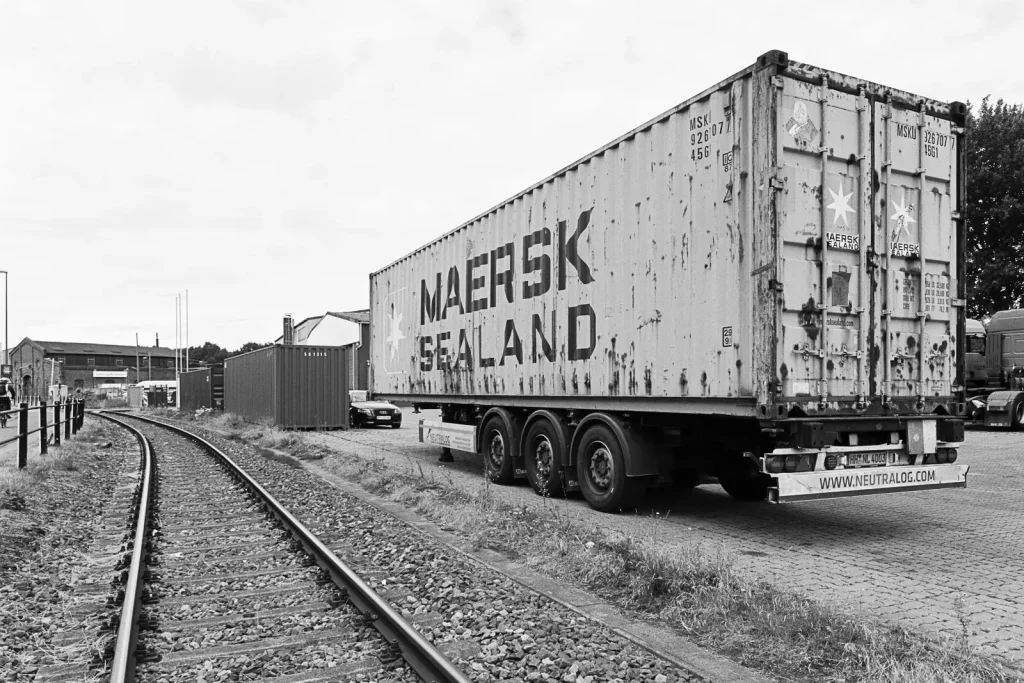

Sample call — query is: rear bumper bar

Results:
[768,464,969,503]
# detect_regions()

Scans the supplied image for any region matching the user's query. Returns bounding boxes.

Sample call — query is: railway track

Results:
[98,412,470,683]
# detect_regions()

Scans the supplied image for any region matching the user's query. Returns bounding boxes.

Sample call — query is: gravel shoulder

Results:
[300,409,1024,663]
[0,417,135,681]
[161,414,718,683]
[145,410,1024,683]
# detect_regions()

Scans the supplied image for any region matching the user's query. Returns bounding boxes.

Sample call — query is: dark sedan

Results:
[350,400,402,428]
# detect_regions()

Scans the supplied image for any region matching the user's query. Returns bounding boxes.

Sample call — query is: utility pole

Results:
[2,270,8,365]
[185,289,189,371]
[135,333,140,385]
[175,295,180,380]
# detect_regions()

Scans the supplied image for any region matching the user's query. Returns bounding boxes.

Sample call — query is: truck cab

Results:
[965,318,987,390]
[970,309,1024,429]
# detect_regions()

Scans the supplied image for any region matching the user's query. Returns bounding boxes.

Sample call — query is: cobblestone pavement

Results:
[307,411,1023,664]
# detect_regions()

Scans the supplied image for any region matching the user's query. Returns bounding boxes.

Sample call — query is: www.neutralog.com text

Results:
[819,468,938,491]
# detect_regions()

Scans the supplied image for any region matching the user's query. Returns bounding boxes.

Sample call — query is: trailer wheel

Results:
[718,475,770,502]
[1012,395,1024,430]
[523,419,563,497]
[576,425,640,512]
[482,417,515,485]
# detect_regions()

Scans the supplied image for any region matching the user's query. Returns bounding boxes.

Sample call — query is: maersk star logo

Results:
[890,195,917,241]
[827,181,855,226]
[386,308,405,360]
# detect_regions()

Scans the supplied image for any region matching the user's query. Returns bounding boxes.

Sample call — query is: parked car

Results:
[350,399,402,428]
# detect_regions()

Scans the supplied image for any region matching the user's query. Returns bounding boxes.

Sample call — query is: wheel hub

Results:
[588,442,613,490]
[533,436,553,478]
[488,432,505,468]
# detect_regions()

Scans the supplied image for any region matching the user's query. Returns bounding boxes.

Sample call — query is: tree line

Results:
[965,97,1024,320]
[185,341,271,367]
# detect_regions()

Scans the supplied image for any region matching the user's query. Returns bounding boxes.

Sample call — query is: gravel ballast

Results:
[123,419,418,683]
[144,416,703,683]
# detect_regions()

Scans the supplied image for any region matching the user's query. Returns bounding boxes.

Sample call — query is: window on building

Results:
[58,356,65,364]
[87,357,95,366]
[115,359,123,366]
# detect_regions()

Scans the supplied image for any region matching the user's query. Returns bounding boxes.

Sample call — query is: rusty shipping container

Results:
[370,50,968,509]
[225,345,350,429]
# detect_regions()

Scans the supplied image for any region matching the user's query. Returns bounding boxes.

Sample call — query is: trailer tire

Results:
[576,425,641,512]
[718,475,770,502]
[1011,395,1024,430]
[481,416,515,485]
[523,418,564,497]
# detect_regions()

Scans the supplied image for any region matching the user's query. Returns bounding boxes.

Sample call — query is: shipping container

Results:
[225,344,350,429]
[369,50,969,510]
[179,368,214,412]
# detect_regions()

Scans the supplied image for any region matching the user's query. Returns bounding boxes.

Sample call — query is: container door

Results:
[777,77,873,403]
[874,100,959,402]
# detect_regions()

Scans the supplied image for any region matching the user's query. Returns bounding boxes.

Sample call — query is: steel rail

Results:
[92,411,153,683]
[116,413,472,683]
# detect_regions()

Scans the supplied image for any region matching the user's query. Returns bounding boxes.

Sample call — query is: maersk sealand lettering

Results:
[418,208,596,372]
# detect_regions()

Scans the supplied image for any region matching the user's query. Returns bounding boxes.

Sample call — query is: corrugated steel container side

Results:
[370,59,757,413]
[211,364,225,409]
[274,345,350,429]
[225,347,276,423]
[179,368,212,411]
[370,50,965,421]
[357,324,370,390]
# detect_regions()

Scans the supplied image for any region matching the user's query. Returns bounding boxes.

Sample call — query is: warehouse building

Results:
[9,338,178,399]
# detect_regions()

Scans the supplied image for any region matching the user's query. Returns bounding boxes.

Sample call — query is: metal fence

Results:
[0,398,86,469]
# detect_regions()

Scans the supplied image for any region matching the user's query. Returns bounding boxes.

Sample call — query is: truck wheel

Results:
[523,419,563,497]
[718,475,770,502]
[1012,395,1024,430]
[481,417,514,485]
[576,425,641,512]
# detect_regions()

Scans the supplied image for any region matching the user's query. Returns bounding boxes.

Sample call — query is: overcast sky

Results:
[1,0,1020,353]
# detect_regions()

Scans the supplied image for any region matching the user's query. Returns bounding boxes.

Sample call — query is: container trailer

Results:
[369,50,969,511]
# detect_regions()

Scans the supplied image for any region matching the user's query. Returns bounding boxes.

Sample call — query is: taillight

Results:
[784,455,801,472]
[824,454,838,470]
[935,449,948,464]
[947,448,958,463]
[767,456,784,474]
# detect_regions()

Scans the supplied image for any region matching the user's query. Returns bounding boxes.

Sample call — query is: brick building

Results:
[9,338,178,399]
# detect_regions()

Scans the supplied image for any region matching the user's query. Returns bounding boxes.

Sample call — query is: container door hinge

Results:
[768,278,784,293]
[769,177,785,191]
[866,249,880,270]
[951,298,966,307]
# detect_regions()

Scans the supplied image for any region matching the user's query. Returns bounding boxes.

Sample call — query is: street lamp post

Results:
[1,270,7,365]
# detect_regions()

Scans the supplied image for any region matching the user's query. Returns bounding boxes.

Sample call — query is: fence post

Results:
[80,399,86,430]
[53,399,61,447]
[64,399,71,441]
[71,399,79,435]
[40,401,48,455]
[18,403,28,469]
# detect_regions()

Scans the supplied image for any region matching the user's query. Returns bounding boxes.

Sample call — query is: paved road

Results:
[306,409,1024,663]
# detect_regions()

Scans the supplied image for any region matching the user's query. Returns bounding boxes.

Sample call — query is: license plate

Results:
[846,452,887,467]
[376,415,391,421]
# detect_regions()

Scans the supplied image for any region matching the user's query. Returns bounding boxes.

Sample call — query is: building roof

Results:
[30,340,177,358]
[327,309,369,324]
